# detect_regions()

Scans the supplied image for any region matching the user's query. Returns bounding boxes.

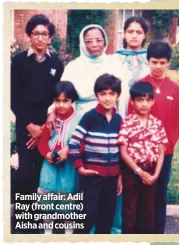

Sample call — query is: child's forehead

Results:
[99,89,116,93]
[149,57,168,63]
[135,94,153,99]
[55,93,70,100]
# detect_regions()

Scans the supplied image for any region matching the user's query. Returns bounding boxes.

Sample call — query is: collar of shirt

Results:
[95,103,117,116]
[130,112,154,127]
[27,47,51,62]
[55,106,75,122]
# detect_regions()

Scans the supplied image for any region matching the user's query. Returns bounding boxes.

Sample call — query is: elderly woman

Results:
[58,24,123,234]
[61,24,121,117]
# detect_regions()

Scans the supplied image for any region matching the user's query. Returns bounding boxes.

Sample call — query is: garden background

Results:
[11,9,179,204]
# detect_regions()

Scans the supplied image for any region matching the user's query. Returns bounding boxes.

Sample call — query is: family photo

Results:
[10,8,179,236]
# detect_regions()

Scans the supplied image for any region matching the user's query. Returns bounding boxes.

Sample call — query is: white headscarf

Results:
[61,24,121,117]
[79,24,108,63]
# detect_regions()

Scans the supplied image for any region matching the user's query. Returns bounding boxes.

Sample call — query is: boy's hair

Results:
[25,14,55,37]
[54,81,79,102]
[123,16,148,48]
[130,81,154,101]
[94,73,121,95]
[147,41,172,61]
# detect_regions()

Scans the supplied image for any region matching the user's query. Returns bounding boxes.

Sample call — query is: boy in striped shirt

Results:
[69,73,122,234]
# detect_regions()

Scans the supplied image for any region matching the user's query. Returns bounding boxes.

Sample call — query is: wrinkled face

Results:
[148,58,169,79]
[84,28,105,57]
[55,93,73,115]
[29,25,52,53]
[132,95,154,116]
[96,89,119,111]
[124,22,145,50]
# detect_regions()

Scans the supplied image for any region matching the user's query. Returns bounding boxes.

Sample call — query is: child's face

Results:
[96,89,119,111]
[132,95,154,117]
[148,57,169,78]
[55,93,73,114]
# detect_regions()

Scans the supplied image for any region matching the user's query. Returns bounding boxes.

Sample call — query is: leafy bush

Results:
[11,121,17,155]
[170,44,179,70]
[67,10,107,58]
[167,142,179,204]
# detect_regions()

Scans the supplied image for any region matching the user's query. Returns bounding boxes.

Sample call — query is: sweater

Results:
[38,107,79,157]
[128,75,179,154]
[37,107,81,197]
[69,104,122,176]
[11,50,64,126]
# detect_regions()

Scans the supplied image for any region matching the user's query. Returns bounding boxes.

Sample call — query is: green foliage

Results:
[167,142,179,204]
[170,44,179,70]
[11,121,17,155]
[67,10,107,58]
[10,40,23,59]
[143,10,179,39]
[51,34,62,53]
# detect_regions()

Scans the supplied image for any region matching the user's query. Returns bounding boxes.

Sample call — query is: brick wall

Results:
[13,9,68,53]
[105,10,119,54]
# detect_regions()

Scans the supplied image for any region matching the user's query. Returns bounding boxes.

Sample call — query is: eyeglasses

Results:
[84,39,104,46]
[31,32,50,39]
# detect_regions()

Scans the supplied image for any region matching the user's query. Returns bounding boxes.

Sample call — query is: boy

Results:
[11,14,64,233]
[130,41,179,233]
[69,73,122,234]
[120,81,168,234]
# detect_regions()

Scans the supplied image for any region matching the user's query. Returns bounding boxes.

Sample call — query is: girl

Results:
[37,81,80,234]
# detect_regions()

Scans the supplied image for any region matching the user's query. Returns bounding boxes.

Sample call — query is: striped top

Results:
[69,104,122,176]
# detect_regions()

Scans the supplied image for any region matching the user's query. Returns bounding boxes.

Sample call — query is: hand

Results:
[78,167,99,176]
[138,170,152,184]
[26,136,38,150]
[45,152,54,164]
[117,175,123,196]
[26,123,42,139]
[145,174,158,186]
[58,147,69,161]
[46,112,56,136]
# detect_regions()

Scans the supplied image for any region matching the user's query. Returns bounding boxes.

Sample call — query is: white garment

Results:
[61,24,123,117]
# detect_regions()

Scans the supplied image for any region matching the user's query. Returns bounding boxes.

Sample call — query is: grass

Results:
[167,142,179,204]
[167,70,179,83]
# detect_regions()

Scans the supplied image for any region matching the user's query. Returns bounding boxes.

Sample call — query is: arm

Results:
[11,55,43,140]
[69,114,98,175]
[145,144,165,185]
[38,124,51,158]
[145,122,168,185]
[120,145,151,183]
[168,86,179,147]
[11,55,32,126]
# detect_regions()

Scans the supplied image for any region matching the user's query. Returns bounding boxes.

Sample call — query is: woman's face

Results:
[124,22,145,50]
[84,28,105,57]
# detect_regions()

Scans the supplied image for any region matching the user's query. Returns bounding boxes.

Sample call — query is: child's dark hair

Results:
[130,81,154,101]
[26,14,55,37]
[94,73,121,95]
[123,16,148,48]
[147,41,172,61]
[54,81,79,102]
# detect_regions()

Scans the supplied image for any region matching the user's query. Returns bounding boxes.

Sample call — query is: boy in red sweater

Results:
[129,41,179,233]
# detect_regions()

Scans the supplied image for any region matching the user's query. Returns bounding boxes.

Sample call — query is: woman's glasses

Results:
[84,39,104,46]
